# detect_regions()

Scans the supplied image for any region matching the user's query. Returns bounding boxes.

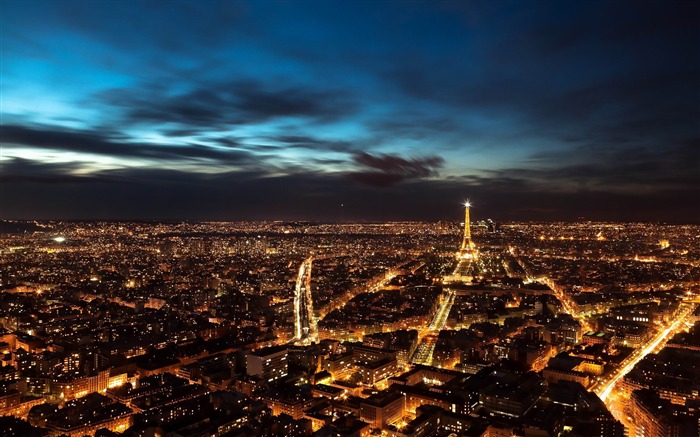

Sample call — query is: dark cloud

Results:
[2,157,697,223]
[0,158,106,184]
[521,138,700,191]
[389,66,699,142]
[601,1,699,44]
[54,1,249,58]
[348,152,444,187]
[386,1,699,150]
[267,135,355,153]
[97,79,357,131]
[368,115,459,142]
[2,1,698,222]
[2,123,260,165]
[0,158,346,220]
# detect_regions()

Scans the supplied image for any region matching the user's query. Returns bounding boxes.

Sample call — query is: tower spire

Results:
[447,199,480,283]
[460,201,474,253]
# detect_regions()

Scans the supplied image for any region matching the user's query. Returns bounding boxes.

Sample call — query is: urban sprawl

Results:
[0,212,699,437]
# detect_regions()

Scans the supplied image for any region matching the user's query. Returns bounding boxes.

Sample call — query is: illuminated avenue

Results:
[1,209,699,437]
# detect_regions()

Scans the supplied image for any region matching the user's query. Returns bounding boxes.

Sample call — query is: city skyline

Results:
[1,217,698,435]
[1,0,699,222]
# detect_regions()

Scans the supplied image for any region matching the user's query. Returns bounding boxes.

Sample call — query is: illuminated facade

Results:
[265,395,310,419]
[246,345,289,383]
[51,369,110,401]
[357,357,398,385]
[629,389,697,437]
[360,391,405,429]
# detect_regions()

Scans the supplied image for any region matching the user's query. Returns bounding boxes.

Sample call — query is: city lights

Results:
[1,217,698,435]
[2,0,696,434]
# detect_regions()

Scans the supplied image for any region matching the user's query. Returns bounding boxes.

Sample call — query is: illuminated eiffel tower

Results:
[455,201,479,281]
[459,202,477,258]
[460,202,475,256]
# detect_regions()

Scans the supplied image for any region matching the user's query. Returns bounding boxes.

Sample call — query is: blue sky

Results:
[1,0,698,221]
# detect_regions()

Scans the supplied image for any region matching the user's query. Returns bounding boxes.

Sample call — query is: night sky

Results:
[1,0,698,222]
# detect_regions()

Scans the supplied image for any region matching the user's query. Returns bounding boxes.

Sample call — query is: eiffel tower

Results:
[460,201,476,257]
[456,201,479,281]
